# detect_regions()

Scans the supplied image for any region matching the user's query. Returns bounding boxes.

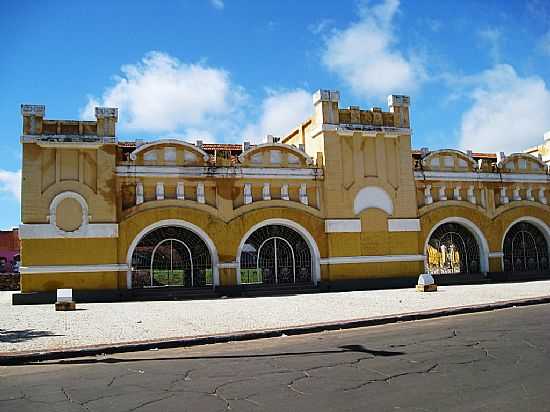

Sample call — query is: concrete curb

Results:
[2,295,550,366]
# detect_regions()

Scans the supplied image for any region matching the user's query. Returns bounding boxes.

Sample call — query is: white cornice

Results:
[415,170,549,183]
[320,254,425,265]
[325,219,361,233]
[20,223,119,239]
[310,123,411,138]
[116,166,324,180]
[20,263,128,274]
[20,135,116,147]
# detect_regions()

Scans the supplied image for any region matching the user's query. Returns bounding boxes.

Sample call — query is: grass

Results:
[152,269,213,286]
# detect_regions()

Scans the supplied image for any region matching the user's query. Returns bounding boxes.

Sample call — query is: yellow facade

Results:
[17,92,550,295]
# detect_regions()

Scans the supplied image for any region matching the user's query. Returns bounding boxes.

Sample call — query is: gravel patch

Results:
[2,281,550,353]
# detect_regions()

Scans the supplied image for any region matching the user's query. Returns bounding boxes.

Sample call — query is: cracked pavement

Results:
[1,304,550,411]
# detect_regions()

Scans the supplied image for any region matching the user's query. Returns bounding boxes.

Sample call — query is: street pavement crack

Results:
[341,363,439,392]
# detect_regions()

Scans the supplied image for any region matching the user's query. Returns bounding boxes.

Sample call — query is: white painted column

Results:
[299,183,308,206]
[281,184,289,201]
[136,182,144,205]
[467,185,476,204]
[500,187,509,204]
[156,182,164,201]
[453,185,462,201]
[197,183,205,204]
[512,186,521,201]
[262,183,271,201]
[244,183,252,205]
[526,186,534,201]
[176,182,185,200]
[424,184,433,205]
[438,185,447,201]
[539,187,548,205]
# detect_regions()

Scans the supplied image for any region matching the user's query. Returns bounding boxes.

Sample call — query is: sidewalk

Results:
[2,280,550,357]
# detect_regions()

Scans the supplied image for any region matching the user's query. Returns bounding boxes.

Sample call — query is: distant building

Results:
[0,228,20,273]
[16,91,550,300]
[524,131,550,165]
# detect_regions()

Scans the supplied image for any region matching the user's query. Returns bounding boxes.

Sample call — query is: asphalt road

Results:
[1,304,550,412]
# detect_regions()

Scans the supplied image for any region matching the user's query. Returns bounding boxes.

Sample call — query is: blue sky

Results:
[1,0,550,229]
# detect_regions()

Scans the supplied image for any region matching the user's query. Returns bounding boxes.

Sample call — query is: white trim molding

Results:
[415,170,549,183]
[320,254,425,265]
[20,263,128,274]
[129,139,210,161]
[424,216,490,273]
[500,216,550,271]
[116,165,323,180]
[49,191,89,229]
[125,219,220,289]
[387,218,421,232]
[19,223,119,239]
[354,186,394,215]
[325,219,361,233]
[236,218,321,286]
[309,123,411,139]
[489,252,504,258]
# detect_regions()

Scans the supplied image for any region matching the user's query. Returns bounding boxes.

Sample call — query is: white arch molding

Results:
[353,186,394,215]
[236,218,321,285]
[125,219,220,289]
[424,216,490,273]
[49,191,89,229]
[501,216,550,271]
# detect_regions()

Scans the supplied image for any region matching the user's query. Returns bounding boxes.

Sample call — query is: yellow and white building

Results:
[17,90,550,302]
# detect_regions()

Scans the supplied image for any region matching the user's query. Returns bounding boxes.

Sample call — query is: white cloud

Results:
[478,28,502,63]
[243,89,313,144]
[0,169,21,201]
[322,0,425,101]
[459,64,550,154]
[210,0,224,10]
[81,51,245,138]
[538,30,550,56]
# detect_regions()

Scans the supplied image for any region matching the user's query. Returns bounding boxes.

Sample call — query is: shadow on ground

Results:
[0,329,64,343]
[41,344,405,366]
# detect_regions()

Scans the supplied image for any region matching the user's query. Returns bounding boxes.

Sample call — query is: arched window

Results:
[130,226,212,288]
[426,222,480,274]
[503,222,549,273]
[240,225,312,284]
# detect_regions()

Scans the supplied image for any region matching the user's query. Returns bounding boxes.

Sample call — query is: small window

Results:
[443,156,454,167]
[270,150,282,164]
[184,151,197,162]
[164,147,177,162]
[144,151,157,161]
[251,153,263,164]
[288,154,300,164]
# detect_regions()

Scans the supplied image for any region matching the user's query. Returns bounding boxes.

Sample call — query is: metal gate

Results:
[240,225,312,285]
[503,222,549,272]
[131,226,213,288]
[426,222,480,274]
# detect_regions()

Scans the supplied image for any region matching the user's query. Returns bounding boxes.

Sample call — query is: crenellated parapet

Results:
[20,104,118,146]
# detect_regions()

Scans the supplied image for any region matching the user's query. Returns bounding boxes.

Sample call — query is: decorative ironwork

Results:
[131,226,212,288]
[426,223,480,274]
[503,222,549,272]
[240,225,312,284]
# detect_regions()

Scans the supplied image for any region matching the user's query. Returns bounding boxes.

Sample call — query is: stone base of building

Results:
[11,272,549,305]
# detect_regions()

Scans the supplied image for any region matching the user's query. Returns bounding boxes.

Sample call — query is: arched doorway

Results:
[239,224,313,285]
[426,222,481,274]
[130,225,213,288]
[503,221,549,273]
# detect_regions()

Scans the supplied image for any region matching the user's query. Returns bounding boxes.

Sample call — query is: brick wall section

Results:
[0,274,20,291]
